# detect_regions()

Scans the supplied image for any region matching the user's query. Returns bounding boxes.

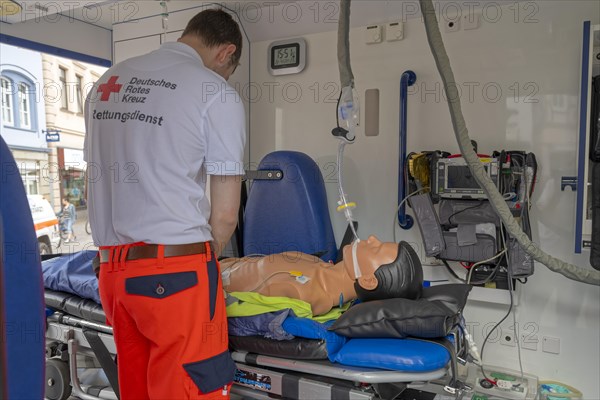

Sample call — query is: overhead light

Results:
[0,0,22,17]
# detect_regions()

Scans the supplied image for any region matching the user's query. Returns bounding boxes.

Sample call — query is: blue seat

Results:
[0,136,45,399]
[244,151,338,262]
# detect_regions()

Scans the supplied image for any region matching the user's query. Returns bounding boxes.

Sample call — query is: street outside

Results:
[54,207,97,255]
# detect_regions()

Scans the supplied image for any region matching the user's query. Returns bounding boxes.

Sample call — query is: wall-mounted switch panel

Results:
[463,13,481,30]
[365,25,383,44]
[542,336,560,354]
[386,21,404,41]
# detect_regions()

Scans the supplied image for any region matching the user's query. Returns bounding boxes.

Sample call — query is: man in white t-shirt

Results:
[84,9,245,399]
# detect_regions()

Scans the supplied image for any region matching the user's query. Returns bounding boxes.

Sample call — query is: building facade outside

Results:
[42,53,106,211]
[1,44,107,212]
[0,43,50,199]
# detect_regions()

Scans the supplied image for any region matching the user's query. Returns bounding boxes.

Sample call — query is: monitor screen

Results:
[447,165,485,189]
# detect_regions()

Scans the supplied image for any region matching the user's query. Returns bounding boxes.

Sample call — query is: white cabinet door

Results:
[113,35,161,64]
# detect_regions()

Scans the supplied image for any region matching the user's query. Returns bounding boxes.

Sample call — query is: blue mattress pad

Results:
[281,315,450,372]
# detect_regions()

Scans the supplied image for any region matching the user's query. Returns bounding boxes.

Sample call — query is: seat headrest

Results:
[243,151,337,262]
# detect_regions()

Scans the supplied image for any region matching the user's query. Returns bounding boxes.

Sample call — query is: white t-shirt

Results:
[84,42,246,246]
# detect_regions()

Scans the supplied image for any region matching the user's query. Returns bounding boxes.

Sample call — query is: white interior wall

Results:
[0,17,111,63]
[250,1,600,395]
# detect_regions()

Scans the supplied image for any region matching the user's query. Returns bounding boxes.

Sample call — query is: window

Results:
[59,67,68,109]
[75,74,83,113]
[18,83,31,129]
[20,161,40,195]
[1,72,37,131]
[1,77,13,126]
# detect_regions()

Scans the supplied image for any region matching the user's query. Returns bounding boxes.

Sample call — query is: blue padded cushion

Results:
[42,250,102,303]
[0,136,45,399]
[244,151,337,262]
[282,316,346,357]
[283,317,450,372]
[333,338,450,372]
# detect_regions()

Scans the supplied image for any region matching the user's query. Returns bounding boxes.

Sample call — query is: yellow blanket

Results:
[226,291,351,322]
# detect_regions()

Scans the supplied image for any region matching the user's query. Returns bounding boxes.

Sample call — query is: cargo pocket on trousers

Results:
[183,350,237,395]
[125,271,198,299]
[207,257,219,320]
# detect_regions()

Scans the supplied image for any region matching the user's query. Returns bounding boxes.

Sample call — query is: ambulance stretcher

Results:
[43,151,468,400]
[44,279,466,400]
[44,286,462,400]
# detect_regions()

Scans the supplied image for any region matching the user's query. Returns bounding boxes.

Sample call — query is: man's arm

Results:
[209,175,243,257]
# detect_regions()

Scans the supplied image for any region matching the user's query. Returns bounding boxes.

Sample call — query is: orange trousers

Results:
[98,243,235,400]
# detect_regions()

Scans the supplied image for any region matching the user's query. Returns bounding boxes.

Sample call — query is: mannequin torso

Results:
[221,252,356,315]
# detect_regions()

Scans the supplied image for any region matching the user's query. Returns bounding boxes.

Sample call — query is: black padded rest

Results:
[45,289,106,324]
[421,284,472,314]
[329,284,472,339]
[229,335,329,360]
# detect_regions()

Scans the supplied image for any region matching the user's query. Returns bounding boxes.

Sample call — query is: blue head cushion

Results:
[243,151,337,262]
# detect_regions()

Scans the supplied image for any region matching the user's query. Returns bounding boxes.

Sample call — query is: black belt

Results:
[99,243,208,264]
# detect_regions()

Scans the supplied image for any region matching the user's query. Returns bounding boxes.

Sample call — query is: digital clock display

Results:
[268,38,306,76]
[271,43,300,69]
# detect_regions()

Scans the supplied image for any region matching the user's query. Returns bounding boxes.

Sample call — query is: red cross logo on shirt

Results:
[98,76,123,101]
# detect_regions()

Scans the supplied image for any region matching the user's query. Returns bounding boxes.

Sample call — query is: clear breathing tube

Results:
[336,140,359,242]
[160,1,169,40]
[334,84,360,243]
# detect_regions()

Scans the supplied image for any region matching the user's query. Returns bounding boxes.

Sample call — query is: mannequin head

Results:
[342,236,423,301]
[342,236,397,282]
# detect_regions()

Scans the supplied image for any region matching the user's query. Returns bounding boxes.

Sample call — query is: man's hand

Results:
[209,175,243,257]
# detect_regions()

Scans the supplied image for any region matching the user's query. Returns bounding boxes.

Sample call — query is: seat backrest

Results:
[243,151,337,262]
[0,136,45,399]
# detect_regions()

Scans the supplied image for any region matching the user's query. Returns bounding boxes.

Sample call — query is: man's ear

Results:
[357,274,378,290]
[216,43,237,66]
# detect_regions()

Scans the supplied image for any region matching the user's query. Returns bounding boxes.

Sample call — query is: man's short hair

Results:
[182,9,242,67]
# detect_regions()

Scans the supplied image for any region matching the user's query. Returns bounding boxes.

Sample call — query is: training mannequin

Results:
[221,236,423,315]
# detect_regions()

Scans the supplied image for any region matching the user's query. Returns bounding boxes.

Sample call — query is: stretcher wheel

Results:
[45,358,72,400]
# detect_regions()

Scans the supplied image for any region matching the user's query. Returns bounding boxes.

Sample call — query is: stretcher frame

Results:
[45,295,464,400]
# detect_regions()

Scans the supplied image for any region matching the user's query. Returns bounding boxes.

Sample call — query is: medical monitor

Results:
[435,157,499,199]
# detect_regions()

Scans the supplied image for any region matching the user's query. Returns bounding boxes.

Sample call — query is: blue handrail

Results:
[398,70,417,229]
